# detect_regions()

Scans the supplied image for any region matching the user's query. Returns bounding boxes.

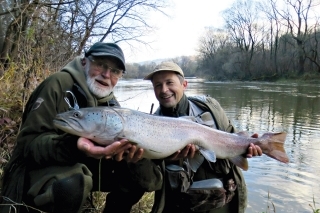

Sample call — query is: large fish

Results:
[53,107,289,171]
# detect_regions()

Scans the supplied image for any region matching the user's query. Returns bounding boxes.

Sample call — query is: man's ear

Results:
[81,58,86,66]
[183,80,188,90]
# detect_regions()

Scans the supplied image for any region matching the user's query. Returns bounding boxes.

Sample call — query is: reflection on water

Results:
[115,79,320,213]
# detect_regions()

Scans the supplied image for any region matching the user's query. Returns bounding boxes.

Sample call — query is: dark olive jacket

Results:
[151,95,247,213]
[0,57,121,211]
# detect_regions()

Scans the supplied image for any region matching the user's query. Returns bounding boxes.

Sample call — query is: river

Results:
[115,79,320,213]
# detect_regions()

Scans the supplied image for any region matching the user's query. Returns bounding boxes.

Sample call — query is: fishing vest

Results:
[151,95,247,213]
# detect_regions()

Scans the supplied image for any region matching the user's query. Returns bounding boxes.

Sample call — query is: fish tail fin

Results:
[230,156,249,171]
[258,132,289,163]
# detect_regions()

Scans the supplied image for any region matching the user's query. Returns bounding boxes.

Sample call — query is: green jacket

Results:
[0,57,121,211]
[151,95,247,213]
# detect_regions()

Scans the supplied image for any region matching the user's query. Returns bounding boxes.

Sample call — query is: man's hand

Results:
[246,133,262,158]
[114,145,144,163]
[77,137,143,162]
[166,144,197,161]
[77,137,131,159]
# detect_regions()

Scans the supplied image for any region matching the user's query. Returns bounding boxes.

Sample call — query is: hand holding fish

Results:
[77,137,132,160]
[246,143,262,158]
[168,134,262,161]
[246,133,263,158]
[115,145,144,163]
[166,144,197,161]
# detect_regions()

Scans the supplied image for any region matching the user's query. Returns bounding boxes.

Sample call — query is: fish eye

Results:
[73,111,81,117]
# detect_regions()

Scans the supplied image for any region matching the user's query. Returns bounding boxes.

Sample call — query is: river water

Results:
[115,79,320,213]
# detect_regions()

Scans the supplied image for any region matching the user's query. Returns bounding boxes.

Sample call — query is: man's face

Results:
[83,56,123,98]
[152,71,187,108]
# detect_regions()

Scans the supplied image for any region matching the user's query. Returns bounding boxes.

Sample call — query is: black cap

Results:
[85,42,126,70]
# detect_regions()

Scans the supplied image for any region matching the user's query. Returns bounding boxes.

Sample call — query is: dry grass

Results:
[131,192,154,213]
[0,67,24,183]
[82,192,154,212]
[81,192,154,213]
[0,192,154,212]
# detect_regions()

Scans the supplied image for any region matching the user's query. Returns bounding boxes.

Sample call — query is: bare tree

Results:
[275,0,319,75]
[197,28,234,79]
[172,56,197,77]
[222,0,263,78]
[0,0,169,109]
[198,28,230,60]
[259,0,283,75]
[0,0,168,70]
[301,19,320,73]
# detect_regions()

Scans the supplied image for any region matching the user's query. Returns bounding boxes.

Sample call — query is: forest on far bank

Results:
[124,0,320,81]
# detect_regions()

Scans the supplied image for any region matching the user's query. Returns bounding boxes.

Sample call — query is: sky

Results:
[123,0,235,63]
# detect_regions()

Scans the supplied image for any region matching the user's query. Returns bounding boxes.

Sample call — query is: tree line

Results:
[1,0,320,87]
[123,0,320,81]
[195,0,320,81]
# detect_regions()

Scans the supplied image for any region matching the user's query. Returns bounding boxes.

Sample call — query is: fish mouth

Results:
[53,116,83,133]
[53,119,68,128]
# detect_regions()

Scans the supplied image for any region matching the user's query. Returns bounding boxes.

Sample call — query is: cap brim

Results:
[144,70,184,80]
[90,52,126,70]
[143,73,153,80]
[143,71,161,80]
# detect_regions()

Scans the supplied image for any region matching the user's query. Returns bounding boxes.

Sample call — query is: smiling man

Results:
[0,42,163,213]
[145,61,262,213]
[145,62,187,111]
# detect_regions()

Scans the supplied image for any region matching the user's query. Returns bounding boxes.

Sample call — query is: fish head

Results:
[53,107,124,145]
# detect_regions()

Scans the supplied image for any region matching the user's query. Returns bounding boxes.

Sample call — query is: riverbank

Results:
[275,74,320,84]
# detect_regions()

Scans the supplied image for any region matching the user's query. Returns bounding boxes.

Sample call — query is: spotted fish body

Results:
[53,107,289,170]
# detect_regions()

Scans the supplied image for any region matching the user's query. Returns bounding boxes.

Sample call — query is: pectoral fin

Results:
[230,155,249,171]
[188,153,204,172]
[199,148,216,163]
[188,148,216,173]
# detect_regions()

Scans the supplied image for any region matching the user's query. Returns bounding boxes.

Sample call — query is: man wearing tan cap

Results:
[144,61,262,213]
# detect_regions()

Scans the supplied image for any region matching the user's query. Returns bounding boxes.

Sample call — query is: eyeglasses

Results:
[87,56,124,79]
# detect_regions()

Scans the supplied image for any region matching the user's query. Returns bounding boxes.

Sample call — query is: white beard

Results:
[85,67,113,98]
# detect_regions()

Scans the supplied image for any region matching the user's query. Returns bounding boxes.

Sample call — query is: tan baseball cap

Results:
[143,61,184,80]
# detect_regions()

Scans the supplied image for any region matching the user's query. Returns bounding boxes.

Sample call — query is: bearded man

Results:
[0,42,163,213]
